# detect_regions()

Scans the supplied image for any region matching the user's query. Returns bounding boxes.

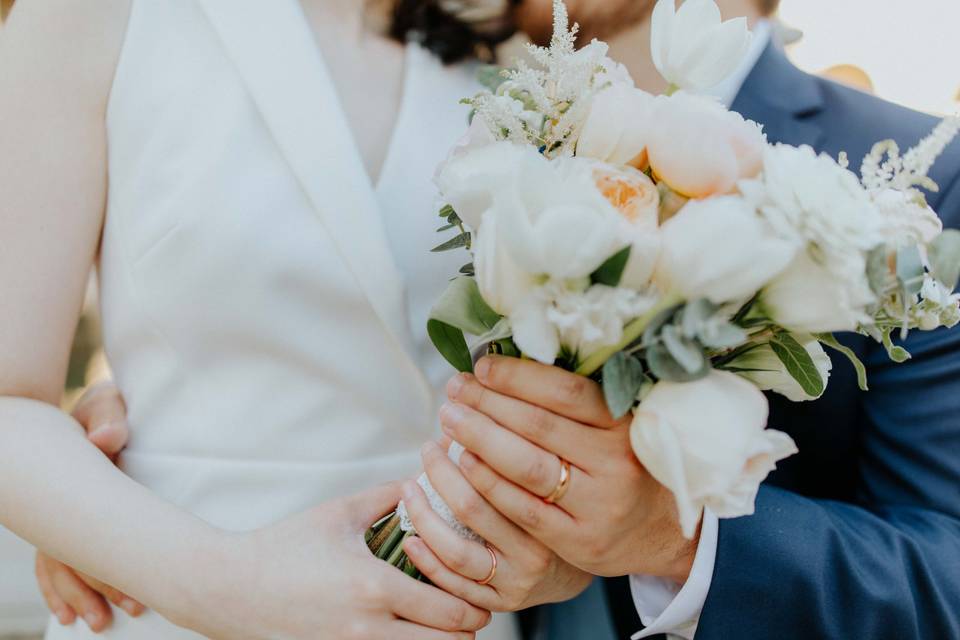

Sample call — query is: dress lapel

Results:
[196,0,417,358]
[733,42,826,150]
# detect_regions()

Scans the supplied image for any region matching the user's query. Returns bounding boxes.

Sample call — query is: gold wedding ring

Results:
[477,544,498,585]
[544,458,571,505]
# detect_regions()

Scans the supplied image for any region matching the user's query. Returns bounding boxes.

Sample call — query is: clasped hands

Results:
[41,358,699,636]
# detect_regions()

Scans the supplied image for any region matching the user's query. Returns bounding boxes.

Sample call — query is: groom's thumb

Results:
[345,481,404,529]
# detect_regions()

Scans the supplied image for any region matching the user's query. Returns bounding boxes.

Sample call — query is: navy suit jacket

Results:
[607,44,960,640]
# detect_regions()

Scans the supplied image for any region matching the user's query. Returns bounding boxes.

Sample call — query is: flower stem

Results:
[575,293,683,377]
[373,515,405,560]
[385,530,415,567]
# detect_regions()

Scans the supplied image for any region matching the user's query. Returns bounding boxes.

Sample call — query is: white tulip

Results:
[654,196,799,304]
[472,213,536,316]
[630,370,796,538]
[760,249,875,333]
[729,335,833,402]
[577,84,656,168]
[650,0,752,91]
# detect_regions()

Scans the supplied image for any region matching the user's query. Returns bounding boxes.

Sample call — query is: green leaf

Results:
[769,333,825,398]
[699,322,748,350]
[661,325,706,375]
[430,277,501,336]
[438,204,457,219]
[427,320,473,373]
[590,246,632,287]
[459,262,476,276]
[881,327,912,363]
[647,342,711,382]
[476,65,508,93]
[896,245,925,297]
[866,245,891,296]
[437,223,457,232]
[431,232,471,253]
[929,229,960,291]
[680,299,717,339]
[494,337,521,358]
[601,352,647,419]
[816,333,869,391]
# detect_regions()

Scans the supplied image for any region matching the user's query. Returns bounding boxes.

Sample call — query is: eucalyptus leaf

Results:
[430,277,501,337]
[642,305,681,346]
[866,245,891,296]
[680,299,717,339]
[661,325,707,375]
[698,321,748,350]
[816,333,869,391]
[431,232,471,253]
[477,65,508,92]
[427,320,473,373]
[881,327,912,363]
[929,229,960,291]
[896,245,925,297]
[769,333,824,398]
[602,352,646,419]
[647,342,711,382]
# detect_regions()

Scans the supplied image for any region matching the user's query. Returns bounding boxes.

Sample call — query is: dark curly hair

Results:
[389,0,519,63]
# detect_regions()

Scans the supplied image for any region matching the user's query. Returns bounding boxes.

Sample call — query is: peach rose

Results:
[647,92,765,199]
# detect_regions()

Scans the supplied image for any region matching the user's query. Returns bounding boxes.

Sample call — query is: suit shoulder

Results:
[812,78,960,201]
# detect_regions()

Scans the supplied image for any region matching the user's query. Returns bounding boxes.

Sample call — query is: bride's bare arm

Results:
[0,0,226,620]
[0,4,488,638]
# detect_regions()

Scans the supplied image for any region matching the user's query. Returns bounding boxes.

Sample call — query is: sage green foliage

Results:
[602,352,648,419]
[817,333,869,391]
[929,229,960,291]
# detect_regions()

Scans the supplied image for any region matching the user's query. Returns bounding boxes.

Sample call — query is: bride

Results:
[0,0,591,637]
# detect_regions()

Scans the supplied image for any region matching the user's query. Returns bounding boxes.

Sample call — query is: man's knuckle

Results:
[561,376,588,402]
[519,505,543,529]
[527,407,554,439]
[522,456,550,490]
[454,493,484,520]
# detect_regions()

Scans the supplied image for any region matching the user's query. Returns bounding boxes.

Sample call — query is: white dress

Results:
[45,0,519,638]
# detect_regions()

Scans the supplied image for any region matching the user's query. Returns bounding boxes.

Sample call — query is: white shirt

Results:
[628,19,773,640]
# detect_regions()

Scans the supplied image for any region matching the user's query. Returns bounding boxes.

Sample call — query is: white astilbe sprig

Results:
[469,0,625,157]
[861,115,960,197]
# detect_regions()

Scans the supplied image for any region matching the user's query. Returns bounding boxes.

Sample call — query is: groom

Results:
[476,0,960,638]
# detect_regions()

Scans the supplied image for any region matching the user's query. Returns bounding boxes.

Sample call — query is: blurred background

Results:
[0,0,957,637]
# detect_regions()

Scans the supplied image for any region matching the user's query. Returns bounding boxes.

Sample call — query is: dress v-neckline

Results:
[295,4,418,193]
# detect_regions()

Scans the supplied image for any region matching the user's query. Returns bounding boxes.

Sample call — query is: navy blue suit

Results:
[603,43,960,640]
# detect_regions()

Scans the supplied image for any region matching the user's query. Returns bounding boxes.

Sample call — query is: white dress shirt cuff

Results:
[628,509,719,639]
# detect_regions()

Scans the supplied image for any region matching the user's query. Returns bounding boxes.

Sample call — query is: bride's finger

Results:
[420,441,537,555]
[381,566,491,632]
[390,620,477,640]
[403,536,499,611]
[401,479,496,581]
[439,402,577,504]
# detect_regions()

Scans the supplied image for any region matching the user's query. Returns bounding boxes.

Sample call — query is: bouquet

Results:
[368,0,960,573]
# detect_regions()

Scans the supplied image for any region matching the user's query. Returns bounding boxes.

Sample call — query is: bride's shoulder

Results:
[1,0,133,107]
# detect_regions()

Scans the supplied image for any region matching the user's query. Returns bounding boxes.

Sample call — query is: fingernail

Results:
[89,420,124,439]
[446,374,466,399]
[84,612,100,628]
[475,358,492,381]
[439,402,466,426]
[120,599,139,616]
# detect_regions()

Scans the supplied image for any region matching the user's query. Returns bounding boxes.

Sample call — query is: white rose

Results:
[654,196,799,304]
[472,213,536,315]
[577,85,655,168]
[650,0,752,91]
[729,335,833,402]
[760,248,875,333]
[873,188,943,247]
[630,370,797,538]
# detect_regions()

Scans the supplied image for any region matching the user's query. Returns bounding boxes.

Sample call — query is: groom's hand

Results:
[35,382,146,632]
[442,356,699,583]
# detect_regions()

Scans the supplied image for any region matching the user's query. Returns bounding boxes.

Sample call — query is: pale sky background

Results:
[779,0,960,115]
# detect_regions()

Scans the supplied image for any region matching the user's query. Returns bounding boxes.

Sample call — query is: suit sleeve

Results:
[695,176,960,640]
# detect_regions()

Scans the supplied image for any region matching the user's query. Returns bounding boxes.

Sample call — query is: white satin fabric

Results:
[46,0,518,637]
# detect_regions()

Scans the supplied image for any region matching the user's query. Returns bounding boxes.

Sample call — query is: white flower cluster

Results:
[427,0,960,540]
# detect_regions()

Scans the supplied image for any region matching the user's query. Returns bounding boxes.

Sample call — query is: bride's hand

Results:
[36,382,145,632]
[188,482,491,640]
[400,441,592,612]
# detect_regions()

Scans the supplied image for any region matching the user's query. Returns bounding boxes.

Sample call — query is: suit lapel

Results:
[196,0,418,358]
[733,43,826,150]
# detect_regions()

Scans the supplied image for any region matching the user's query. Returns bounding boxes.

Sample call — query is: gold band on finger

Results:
[544,458,571,505]
[477,544,498,585]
